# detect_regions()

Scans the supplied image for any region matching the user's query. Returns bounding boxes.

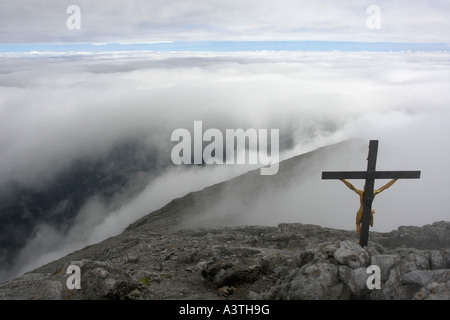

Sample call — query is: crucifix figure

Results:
[322,140,421,247]
[339,178,397,244]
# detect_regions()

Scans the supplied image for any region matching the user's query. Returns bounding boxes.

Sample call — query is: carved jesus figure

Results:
[339,178,398,243]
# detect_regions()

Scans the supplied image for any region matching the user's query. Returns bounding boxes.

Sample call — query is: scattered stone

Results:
[217,286,236,297]
[347,267,370,296]
[1,222,449,300]
[413,281,450,300]
[403,270,450,287]
[31,259,139,300]
[370,254,400,282]
[430,250,447,270]
[334,240,369,268]
[201,252,262,288]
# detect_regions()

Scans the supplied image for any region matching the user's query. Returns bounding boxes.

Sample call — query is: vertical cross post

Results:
[360,140,378,247]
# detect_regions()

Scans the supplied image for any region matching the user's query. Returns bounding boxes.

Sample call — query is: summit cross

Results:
[322,140,421,247]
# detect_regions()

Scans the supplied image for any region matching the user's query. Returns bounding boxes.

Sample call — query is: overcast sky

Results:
[1,0,450,44]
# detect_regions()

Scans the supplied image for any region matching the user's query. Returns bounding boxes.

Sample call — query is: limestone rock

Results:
[334,240,369,268]
[370,254,400,282]
[1,222,449,300]
[430,250,447,270]
[32,259,139,300]
[217,286,236,297]
[374,221,450,250]
[261,259,350,300]
[347,267,370,296]
[200,247,263,287]
[403,270,450,287]
[413,281,450,300]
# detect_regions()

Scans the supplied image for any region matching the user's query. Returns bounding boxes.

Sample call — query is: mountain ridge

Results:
[126,139,358,233]
[1,140,449,300]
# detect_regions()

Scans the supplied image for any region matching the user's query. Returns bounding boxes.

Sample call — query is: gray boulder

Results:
[265,261,349,300]
[370,254,400,282]
[347,267,371,296]
[33,259,139,300]
[334,240,369,268]
[403,270,450,287]
[413,281,450,300]
[430,250,448,270]
[200,247,264,287]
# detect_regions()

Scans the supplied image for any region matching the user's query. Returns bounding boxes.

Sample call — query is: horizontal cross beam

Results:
[322,171,421,180]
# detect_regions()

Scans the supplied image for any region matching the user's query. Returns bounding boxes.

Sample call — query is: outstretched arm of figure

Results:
[374,179,398,195]
[340,179,362,195]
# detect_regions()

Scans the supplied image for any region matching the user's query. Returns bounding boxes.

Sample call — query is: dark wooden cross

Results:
[322,140,421,247]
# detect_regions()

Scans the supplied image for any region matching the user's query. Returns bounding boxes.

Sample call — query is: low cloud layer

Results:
[0,50,449,281]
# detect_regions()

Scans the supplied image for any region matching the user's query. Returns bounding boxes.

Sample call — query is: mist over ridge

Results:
[0,50,449,283]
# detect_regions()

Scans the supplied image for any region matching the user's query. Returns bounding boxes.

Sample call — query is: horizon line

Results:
[0,40,449,54]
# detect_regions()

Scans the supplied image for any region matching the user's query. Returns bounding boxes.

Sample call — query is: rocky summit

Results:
[0,141,449,300]
[0,220,449,300]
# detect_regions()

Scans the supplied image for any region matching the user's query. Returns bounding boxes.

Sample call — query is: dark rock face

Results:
[1,222,449,300]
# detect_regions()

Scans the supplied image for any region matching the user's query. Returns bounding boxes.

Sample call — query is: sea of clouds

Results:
[0,49,449,281]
